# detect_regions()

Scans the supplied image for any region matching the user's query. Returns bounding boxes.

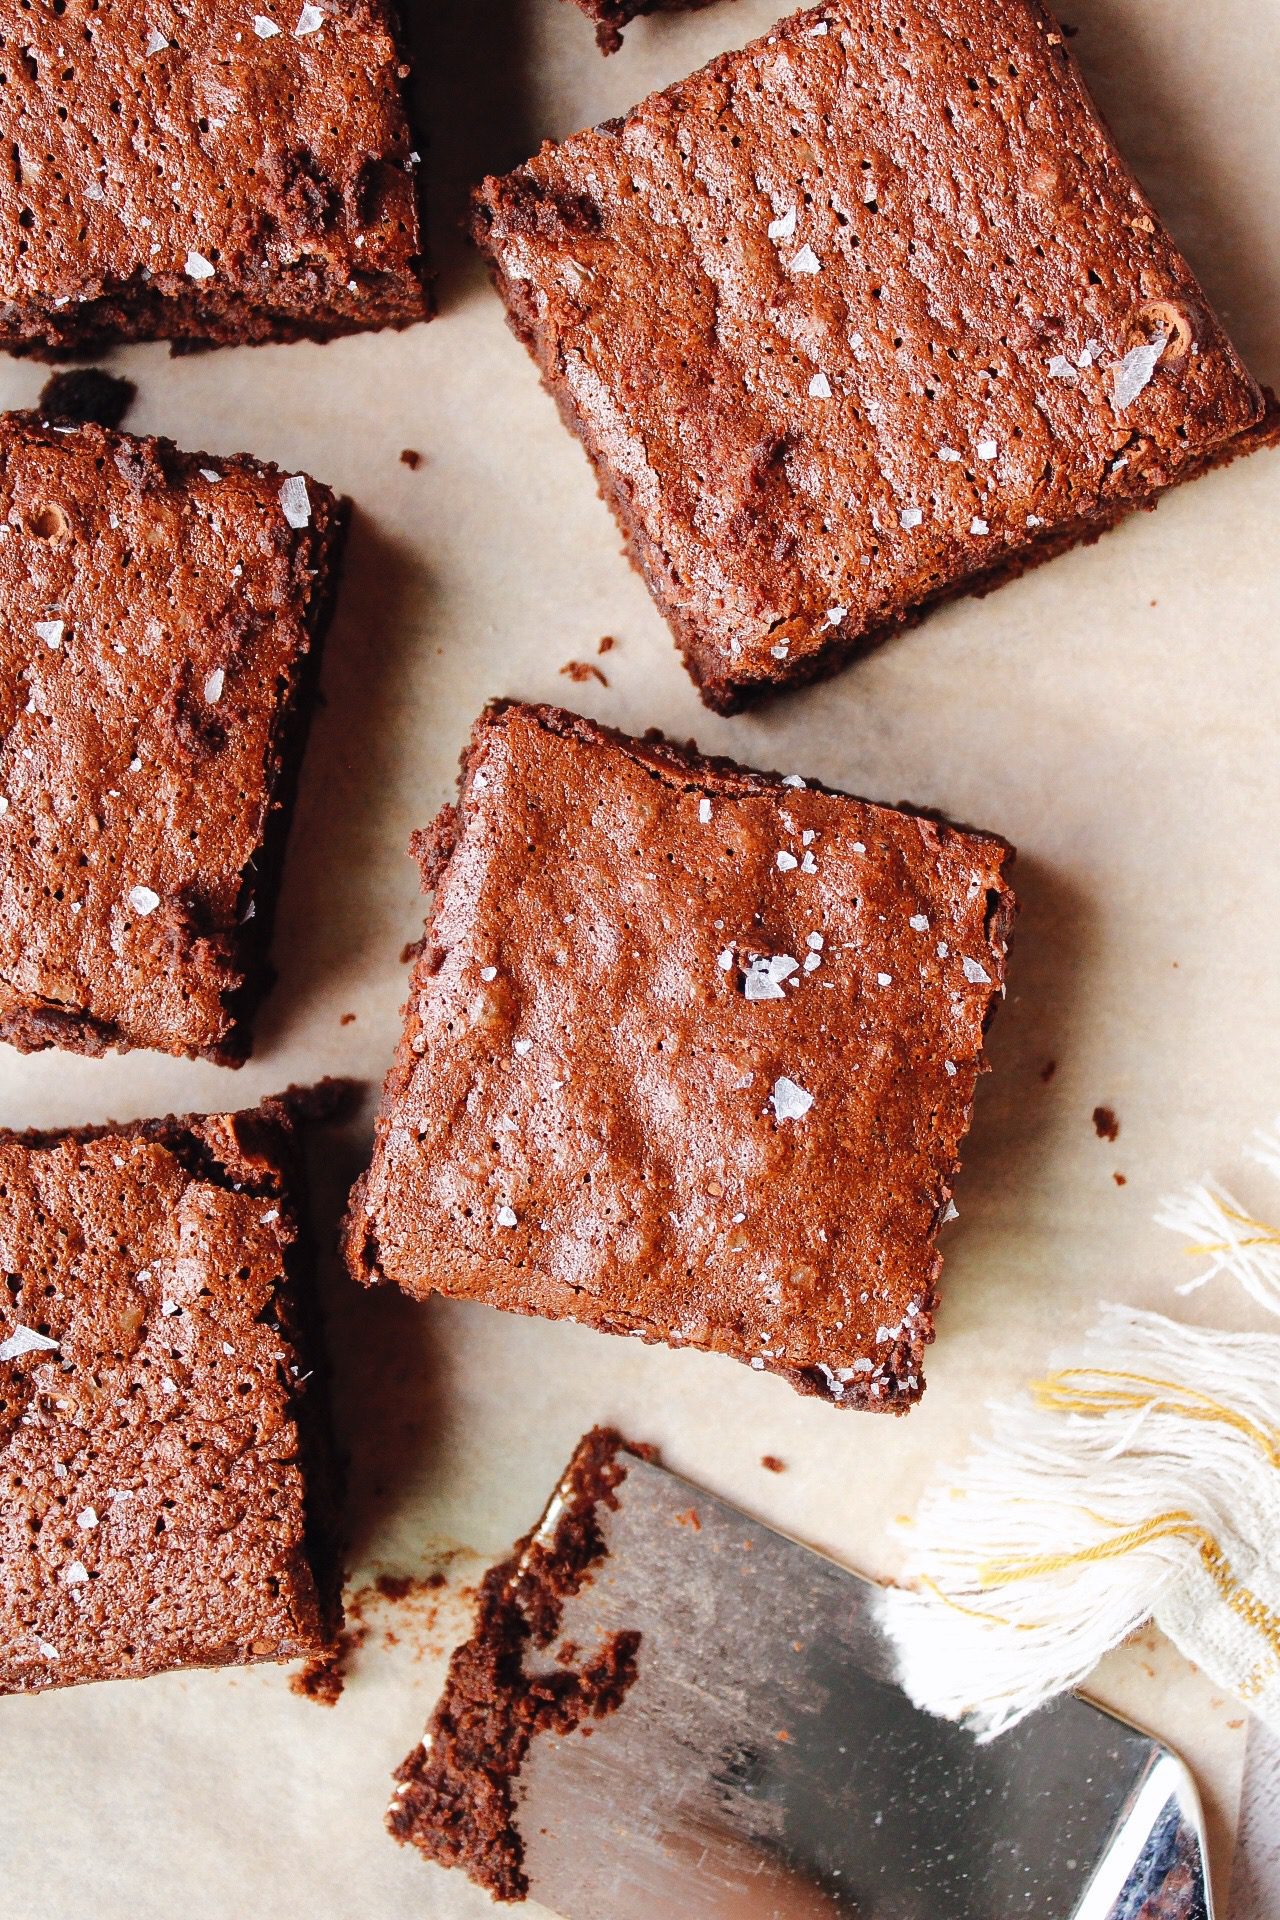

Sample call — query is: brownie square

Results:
[472,0,1271,711]
[345,702,1015,1408]
[0,415,347,1063]
[0,0,429,357]
[0,1094,341,1694]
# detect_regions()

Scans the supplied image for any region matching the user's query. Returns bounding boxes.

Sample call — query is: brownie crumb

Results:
[1093,1105,1120,1142]
[597,634,615,654]
[290,1623,369,1707]
[1113,1172,1127,1187]
[1039,1059,1058,1084]
[560,659,609,686]
[400,448,422,470]
[760,1454,786,1474]
[386,1428,646,1900]
[340,1012,357,1026]
[37,366,136,430]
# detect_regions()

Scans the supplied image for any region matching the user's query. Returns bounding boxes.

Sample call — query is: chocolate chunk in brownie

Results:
[0,1092,342,1695]
[387,1427,644,1900]
[0,414,348,1064]
[0,1,429,357]
[345,701,1016,1409]
[36,368,137,431]
[472,0,1273,711]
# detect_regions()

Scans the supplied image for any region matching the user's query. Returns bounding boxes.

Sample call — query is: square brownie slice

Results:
[472,0,1271,711]
[0,414,347,1063]
[345,701,1015,1408]
[0,1093,341,1694]
[0,0,429,356]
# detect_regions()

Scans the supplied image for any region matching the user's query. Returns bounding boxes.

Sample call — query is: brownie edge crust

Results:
[346,700,1016,1410]
[0,1090,343,1694]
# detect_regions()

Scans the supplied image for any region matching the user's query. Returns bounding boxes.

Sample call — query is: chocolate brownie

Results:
[345,701,1015,1408]
[472,0,1273,711]
[0,414,347,1063]
[0,1091,341,1694]
[566,0,726,58]
[0,0,429,357]
[388,1427,644,1901]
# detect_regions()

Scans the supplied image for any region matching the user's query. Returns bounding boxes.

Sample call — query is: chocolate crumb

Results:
[597,634,616,654]
[560,660,609,686]
[290,1624,368,1707]
[1039,1059,1057,1084]
[760,1454,786,1473]
[1113,1171,1127,1186]
[37,367,137,430]
[340,1011,356,1026]
[1093,1105,1120,1142]
[400,448,422,470]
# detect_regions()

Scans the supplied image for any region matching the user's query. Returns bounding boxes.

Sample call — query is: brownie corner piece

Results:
[387,1426,642,1899]
[472,0,1266,710]
[0,413,348,1064]
[346,699,1015,1408]
[0,1092,342,1695]
[0,1,430,356]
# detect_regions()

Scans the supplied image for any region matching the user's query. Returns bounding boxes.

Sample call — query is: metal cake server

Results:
[511,1448,1212,1919]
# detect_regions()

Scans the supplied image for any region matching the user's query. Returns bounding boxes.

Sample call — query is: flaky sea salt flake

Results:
[961,955,991,985]
[789,245,821,275]
[185,250,216,280]
[253,13,281,35]
[128,884,160,916]
[1111,334,1167,410]
[496,1205,518,1228]
[808,371,832,399]
[63,1562,89,1585]
[776,850,798,872]
[976,438,998,460]
[295,2,324,32]
[35,620,64,649]
[1047,355,1078,381]
[203,667,225,703]
[145,27,168,55]
[698,797,712,823]
[970,516,989,536]
[0,1326,59,1362]
[77,1507,98,1531]
[279,474,311,527]
[768,206,797,241]
[771,1076,814,1121]
[899,506,923,529]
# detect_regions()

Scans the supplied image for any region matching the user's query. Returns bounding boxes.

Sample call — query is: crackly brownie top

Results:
[472,0,1263,700]
[0,414,343,1057]
[0,1102,329,1693]
[0,0,424,327]
[350,703,1014,1399]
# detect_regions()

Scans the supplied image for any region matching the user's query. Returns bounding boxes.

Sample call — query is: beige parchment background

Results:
[1,0,1278,1913]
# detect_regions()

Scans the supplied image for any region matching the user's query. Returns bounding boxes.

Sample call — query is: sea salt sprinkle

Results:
[1111,333,1168,410]
[961,956,992,985]
[185,250,216,280]
[128,885,160,916]
[698,797,712,823]
[776,850,798,872]
[789,245,821,275]
[203,667,225,703]
[768,206,797,241]
[744,954,799,1001]
[145,27,168,55]
[77,1507,99,1531]
[495,1206,518,1228]
[970,517,989,536]
[976,438,998,460]
[278,474,311,527]
[770,1076,814,1121]
[0,1326,59,1362]
[295,2,324,33]
[34,620,64,649]
[253,13,281,35]
[808,372,832,399]
[899,507,923,529]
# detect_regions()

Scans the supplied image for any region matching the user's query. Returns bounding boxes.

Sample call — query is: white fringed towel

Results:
[1156,1122,1280,1315]
[880,1306,1280,1740]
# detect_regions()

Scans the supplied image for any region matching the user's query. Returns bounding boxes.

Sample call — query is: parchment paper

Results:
[1,0,1278,1913]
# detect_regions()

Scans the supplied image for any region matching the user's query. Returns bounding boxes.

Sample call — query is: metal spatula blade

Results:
[512,1449,1212,1920]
